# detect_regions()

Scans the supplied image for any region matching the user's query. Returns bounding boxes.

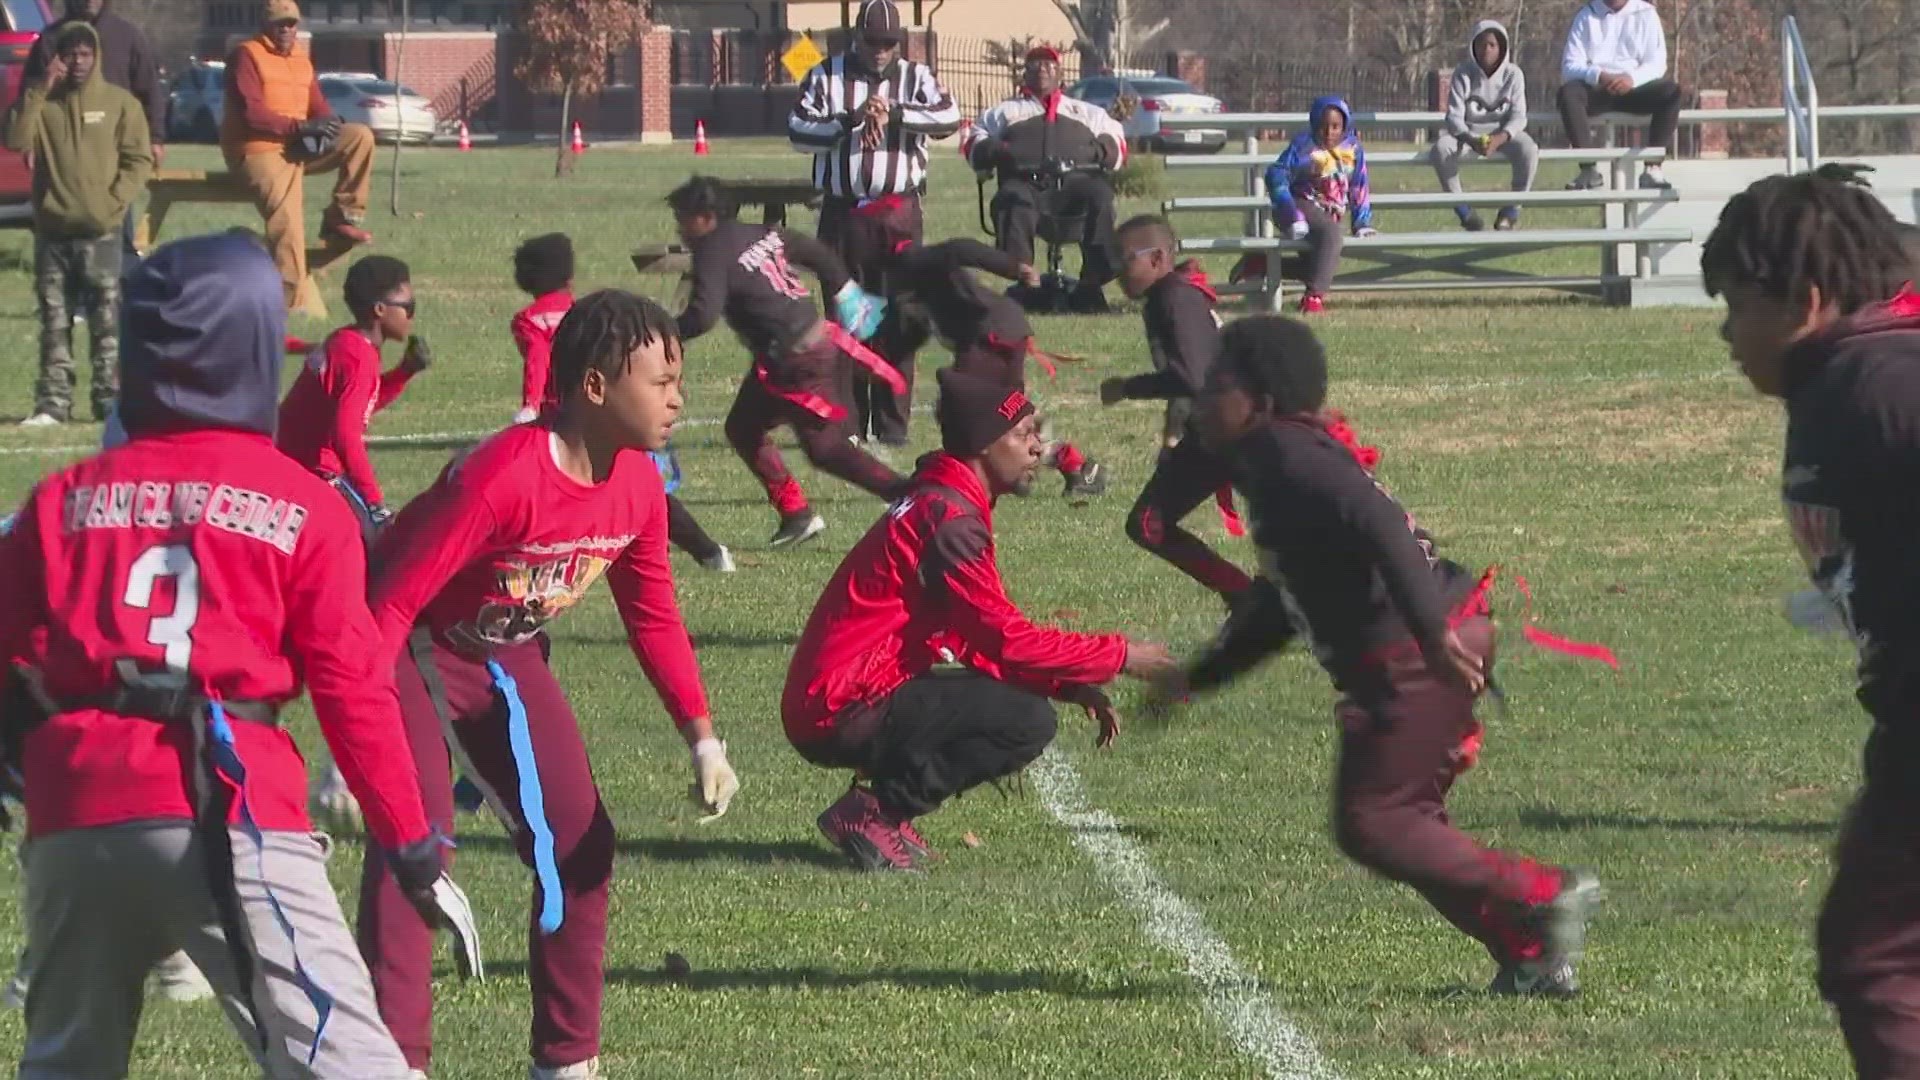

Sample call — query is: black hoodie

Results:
[117,231,285,440]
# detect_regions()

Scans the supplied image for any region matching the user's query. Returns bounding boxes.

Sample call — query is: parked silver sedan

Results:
[318,72,440,144]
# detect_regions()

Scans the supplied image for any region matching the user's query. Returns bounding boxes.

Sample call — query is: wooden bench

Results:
[1180,226,1694,307]
[1162,147,1668,171]
[135,167,356,319]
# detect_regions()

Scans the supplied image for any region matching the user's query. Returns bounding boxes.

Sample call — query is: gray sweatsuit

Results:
[1430,19,1539,211]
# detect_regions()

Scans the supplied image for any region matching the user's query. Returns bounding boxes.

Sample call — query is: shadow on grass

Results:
[480,959,1179,998]
[1518,806,1833,837]
[687,629,802,651]
[455,831,847,869]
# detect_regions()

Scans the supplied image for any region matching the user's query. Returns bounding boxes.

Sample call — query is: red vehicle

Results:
[0,0,52,226]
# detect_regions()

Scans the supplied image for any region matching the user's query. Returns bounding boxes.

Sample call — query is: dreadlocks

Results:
[1702,162,1912,315]
[549,289,680,398]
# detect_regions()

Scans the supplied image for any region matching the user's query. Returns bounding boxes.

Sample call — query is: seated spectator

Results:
[1556,0,1681,191]
[1264,96,1375,316]
[1432,20,1538,232]
[962,45,1126,314]
[220,0,374,308]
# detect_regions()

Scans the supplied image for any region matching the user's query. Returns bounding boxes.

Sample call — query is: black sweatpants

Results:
[1818,696,1920,1079]
[992,174,1120,288]
[819,196,921,447]
[1556,78,1685,162]
[665,495,722,563]
[798,672,1058,817]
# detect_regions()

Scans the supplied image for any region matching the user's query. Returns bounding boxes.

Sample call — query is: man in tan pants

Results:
[221,0,373,307]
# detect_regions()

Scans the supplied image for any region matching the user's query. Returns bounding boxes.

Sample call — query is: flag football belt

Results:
[61,684,280,727]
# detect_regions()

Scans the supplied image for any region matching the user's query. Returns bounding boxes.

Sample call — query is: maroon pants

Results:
[1332,616,1561,962]
[723,339,906,516]
[355,635,614,1071]
[1819,720,1920,1079]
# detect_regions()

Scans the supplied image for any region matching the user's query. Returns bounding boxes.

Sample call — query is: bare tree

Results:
[517,0,647,177]
[1047,0,1169,73]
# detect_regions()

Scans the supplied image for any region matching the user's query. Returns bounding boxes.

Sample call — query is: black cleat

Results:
[1064,459,1109,500]
[769,510,825,548]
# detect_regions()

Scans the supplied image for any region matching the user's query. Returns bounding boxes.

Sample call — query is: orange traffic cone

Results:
[571,121,586,154]
[694,119,710,156]
[457,119,471,151]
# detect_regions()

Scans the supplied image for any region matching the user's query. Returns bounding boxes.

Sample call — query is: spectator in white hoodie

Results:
[1556,0,1683,191]
[1431,20,1537,232]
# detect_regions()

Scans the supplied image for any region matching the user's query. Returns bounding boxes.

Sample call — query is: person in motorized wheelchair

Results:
[963,45,1128,314]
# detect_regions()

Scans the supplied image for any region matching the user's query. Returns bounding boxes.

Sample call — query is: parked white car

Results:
[1066,75,1226,153]
[318,72,439,144]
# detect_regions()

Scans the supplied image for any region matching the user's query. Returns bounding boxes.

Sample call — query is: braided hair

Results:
[1702,163,1911,315]
[549,289,680,399]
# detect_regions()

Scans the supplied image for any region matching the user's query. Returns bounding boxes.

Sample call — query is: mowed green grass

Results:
[0,139,1862,1078]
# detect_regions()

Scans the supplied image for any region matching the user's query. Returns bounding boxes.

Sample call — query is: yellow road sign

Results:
[782,33,825,83]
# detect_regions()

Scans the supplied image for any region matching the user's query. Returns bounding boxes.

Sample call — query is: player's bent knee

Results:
[1124,504,1160,549]
[1332,805,1394,870]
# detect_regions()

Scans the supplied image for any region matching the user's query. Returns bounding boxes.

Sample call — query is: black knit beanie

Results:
[937,367,1036,456]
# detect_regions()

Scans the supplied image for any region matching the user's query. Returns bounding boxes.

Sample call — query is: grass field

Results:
[0,139,1866,1078]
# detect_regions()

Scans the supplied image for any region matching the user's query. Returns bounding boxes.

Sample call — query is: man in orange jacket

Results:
[220,0,374,307]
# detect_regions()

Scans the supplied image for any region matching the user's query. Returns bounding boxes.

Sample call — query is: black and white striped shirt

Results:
[789,53,961,199]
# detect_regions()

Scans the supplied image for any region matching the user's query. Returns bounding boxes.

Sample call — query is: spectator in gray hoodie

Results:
[1430,20,1537,232]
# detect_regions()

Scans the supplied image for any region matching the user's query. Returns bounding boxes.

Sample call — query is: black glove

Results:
[400,334,433,373]
[387,833,450,927]
[296,116,342,140]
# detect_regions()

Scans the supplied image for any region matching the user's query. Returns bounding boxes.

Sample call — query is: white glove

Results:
[1288,219,1309,240]
[431,874,485,982]
[309,763,363,834]
[690,738,738,824]
[512,406,540,425]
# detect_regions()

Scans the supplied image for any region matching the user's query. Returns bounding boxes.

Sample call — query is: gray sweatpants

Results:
[1295,203,1345,297]
[18,821,410,1079]
[1430,131,1541,200]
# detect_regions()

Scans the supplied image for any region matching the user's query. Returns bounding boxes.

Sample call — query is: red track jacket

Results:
[782,451,1128,744]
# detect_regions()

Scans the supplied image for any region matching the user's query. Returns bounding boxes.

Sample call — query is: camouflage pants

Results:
[34,231,121,421]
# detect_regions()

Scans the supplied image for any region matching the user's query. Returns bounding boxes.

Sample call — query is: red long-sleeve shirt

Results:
[512,289,572,412]
[277,328,418,504]
[781,451,1127,742]
[0,429,431,850]
[368,422,710,726]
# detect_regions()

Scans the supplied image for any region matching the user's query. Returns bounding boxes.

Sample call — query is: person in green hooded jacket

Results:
[4,20,152,427]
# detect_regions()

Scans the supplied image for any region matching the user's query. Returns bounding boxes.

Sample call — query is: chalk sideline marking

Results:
[1030,749,1342,1080]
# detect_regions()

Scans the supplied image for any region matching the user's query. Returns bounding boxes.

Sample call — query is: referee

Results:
[789,0,959,449]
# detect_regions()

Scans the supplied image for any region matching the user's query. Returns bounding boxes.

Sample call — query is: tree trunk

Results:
[555,82,574,178]
[388,0,409,215]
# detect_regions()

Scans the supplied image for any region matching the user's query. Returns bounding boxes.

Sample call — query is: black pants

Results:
[665,495,722,562]
[1556,78,1685,162]
[992,174,1119,288]
[1819,707,1920,1079]
[819,196,921,447]
[798,672,1057,817]
[1125,437,1253,600]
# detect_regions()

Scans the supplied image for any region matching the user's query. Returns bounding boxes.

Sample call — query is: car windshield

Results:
[1,0,47,33]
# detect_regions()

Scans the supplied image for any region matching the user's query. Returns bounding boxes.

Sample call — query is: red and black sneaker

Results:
[816,785,917,872]
[894,817,936,866]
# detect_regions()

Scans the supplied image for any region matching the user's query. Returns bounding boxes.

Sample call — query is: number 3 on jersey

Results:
[114,544,200,689]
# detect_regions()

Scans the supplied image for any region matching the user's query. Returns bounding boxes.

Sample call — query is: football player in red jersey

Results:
[277,254,431,537]
[0,232,463,1077]
[356,290,738,1079]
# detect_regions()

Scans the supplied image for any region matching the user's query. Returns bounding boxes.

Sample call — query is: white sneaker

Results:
[148,950,213,1003]
[699,545,736,573]
[310,763,363,834]
[407,1071,429,1080]
[530,1058,602,1080]
[18,413,60,428]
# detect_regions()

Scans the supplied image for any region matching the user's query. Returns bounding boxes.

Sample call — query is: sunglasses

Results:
[269,18,299,28]
[382,297,416,315]
[862,34,902,51]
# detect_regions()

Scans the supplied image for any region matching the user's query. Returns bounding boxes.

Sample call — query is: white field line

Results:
[0,365,1732,459]
[1030,750,1342,1080]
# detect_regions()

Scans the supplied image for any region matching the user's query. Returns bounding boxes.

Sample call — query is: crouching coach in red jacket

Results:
[782,366,1175,871]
